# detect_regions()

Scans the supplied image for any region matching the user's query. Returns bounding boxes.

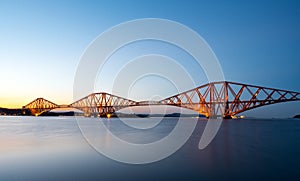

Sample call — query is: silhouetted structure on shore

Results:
[0,108,31,116]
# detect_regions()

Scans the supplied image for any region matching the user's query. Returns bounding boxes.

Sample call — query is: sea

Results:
[0,116,300,181]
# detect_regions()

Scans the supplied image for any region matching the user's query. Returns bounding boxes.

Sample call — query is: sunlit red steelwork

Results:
[160,81,300,118]
[70,93,137,117]
[23,98,59,116]
[23,81,300,118]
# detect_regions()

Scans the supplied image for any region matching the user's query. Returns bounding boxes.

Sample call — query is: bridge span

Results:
[22,81,300,118]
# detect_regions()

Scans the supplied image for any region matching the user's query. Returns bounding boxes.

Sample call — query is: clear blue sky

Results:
[0,0,299,117]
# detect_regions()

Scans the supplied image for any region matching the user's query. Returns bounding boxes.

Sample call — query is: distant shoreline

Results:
[1,107,299,119]
[0,108,205,118]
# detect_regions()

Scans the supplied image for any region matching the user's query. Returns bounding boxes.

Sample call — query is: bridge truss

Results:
[70,93,137,116]
[160,81,300,118]
[23,81,300,118]
[23,98,59,116]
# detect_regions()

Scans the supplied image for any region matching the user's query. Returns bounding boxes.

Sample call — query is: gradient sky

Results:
[0,0,300,117]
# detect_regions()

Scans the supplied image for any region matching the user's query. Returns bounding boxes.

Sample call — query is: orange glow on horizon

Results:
[0,96,73,109]
[0,98,28,109]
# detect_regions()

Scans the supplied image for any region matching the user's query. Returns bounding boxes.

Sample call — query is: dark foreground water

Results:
[0,116,300,181]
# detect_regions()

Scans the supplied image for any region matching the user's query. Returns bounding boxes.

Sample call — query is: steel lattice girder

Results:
[160,81,300,117]
[23,81,300,117]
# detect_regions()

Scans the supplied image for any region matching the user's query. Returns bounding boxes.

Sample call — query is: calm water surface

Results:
[0,116,300,180]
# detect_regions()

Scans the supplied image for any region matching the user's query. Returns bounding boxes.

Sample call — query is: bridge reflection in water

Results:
[22,81,300,118]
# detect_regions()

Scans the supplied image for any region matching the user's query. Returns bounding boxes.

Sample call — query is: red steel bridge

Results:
[23,81,300,118]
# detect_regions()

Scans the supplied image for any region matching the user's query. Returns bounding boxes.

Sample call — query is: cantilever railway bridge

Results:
[22,81,300,118]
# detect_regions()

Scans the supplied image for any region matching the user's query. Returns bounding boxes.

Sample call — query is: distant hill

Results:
[39,111,75,116]
[294,115,300,118]
[115,113,206,118]
[133,113,206,118]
